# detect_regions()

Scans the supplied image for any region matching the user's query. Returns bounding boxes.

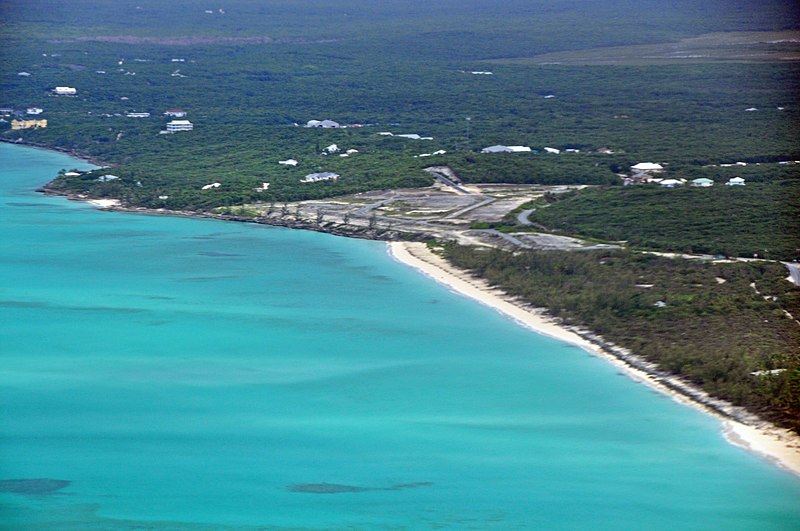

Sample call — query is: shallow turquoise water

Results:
[1,142,799,529]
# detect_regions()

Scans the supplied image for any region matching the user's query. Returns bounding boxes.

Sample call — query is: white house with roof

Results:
[26,107,43,115]
[164,109,187,117]
[659,179,683,188]
[301,172,339,183]
[726,177,745,186]
[691,178,714,187]
[166,120,193,132]
[306,119,340,128]
[631,162,664,173]
[481,145,531,153]
[53,86,77,95]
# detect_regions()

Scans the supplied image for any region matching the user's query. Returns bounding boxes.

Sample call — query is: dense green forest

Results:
[1,0,799,208]
[528,183,800,260]
[442,244,800,432]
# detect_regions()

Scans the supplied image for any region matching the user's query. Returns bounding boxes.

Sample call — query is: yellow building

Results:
[11,119,48,130]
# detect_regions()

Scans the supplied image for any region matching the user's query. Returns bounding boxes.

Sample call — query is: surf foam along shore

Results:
[388,241,800,477]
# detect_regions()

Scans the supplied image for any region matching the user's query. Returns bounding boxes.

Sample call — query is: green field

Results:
[490,31,800,66]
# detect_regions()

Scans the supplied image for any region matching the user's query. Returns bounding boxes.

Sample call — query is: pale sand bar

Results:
[388,241,800,477]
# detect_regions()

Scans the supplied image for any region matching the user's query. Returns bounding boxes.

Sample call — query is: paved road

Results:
[430,172,472,195]
[444,196,495,219]
[787,263,800,286]
[516,209,535,226]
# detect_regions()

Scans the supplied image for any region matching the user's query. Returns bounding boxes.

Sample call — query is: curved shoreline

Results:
[7,141,800,478]
[387,241,800,478]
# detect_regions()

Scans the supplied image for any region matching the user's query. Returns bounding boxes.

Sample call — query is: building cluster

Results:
[623,162,745,187]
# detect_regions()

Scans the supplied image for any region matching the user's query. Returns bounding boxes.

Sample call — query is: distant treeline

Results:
[528,182,800,261]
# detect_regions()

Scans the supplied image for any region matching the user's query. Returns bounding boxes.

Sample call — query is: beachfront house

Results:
[53,86,77,95]
[301,172,339,183]
[166,120,193,132]
[726,177,745,186]
[691,178,714,187]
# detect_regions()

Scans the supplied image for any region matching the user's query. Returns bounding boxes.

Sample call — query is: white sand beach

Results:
[87,198,121,209]
[388,241,800,477]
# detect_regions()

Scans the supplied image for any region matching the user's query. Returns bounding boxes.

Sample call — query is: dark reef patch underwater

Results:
[0,479,71,495]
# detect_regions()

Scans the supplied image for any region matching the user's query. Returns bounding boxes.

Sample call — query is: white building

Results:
[26,107,43,115]
[53,86,77,95]
[164,109,187,117]
[126,112,150,118]
[166,120,193,132]
[301,172,339,183]
[631,162,664,173]
[481,145,531,153]
[278,159,299,166]
[306,119,340,128]
[726,177,745,186]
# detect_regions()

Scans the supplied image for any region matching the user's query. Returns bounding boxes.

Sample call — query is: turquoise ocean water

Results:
[1,142,799,529]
